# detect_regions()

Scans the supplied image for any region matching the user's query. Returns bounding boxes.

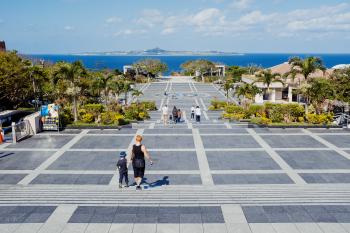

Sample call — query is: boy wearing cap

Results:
[117,151,129,188]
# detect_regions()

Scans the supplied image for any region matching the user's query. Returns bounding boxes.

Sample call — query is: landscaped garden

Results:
[0,51,164,127]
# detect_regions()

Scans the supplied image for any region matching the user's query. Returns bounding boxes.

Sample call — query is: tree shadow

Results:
[0,152,15,159]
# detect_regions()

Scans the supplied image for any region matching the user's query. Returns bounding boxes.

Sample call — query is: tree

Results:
[299,78,335,114]
[53,61,87,122]
[181,60,216,82]
[331,68,350,113]
[131,90,143,103]
[236,83,262,108]
[226,66,248,82]
[95,70,115,108]
[26,63,50,110]
[122,81,134,106]
[220,79,234,103]
[133,59,168,82]
[253,70,284,99]
[287,56,326,82]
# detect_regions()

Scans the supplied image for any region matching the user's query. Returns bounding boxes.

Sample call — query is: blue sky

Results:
[0,0,349,54]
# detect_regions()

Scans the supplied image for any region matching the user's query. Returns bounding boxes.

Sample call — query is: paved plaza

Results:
[1,78,350,232]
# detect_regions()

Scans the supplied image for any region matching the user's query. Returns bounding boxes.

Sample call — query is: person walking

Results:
[172,106,178,124]
[195,106,201,123]
[130,135,153,190]
[161,105,169,126]
[117,151,128,188]
[177,109,182,123]
[190,106,195,120]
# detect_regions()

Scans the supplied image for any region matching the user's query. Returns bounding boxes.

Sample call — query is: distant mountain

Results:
[74,47,243,56]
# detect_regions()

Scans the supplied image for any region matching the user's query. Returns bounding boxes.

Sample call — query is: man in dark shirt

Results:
[117,151,129,188]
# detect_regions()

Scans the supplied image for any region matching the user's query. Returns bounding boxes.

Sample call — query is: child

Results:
[117,151,129,188]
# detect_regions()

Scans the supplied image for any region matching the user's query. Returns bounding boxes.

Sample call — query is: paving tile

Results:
[300,173,350,184]
[213,174,294,185]
[271,223,300,233]
[142,135,195,149]
[180,224,203,233]
[203,223,228,233]
[0,224,20,233]
[241,207,269,223]
[60,223,88,233]
[87,129,137,134]
[317,223,348,233]
[199,129,248,134]
[133,224,157,233]
[7,135,74,149]
[156,224,180,233]
[0,206,56,224]
[147,151,199,170]
[249,223,277,233]
[71,136,133,149]
[14,223,44,233]
[260,135,326,148]
[253,128,303,134]
[0,151,54,170]
[180,214,202,223]
[0,174,27,184]
[201,136,260,149]
[85,223,111,233]
[48,151,118,170]
[226,223,252,233]
[319,135,350,148]
[31,174,112,185]
[89,207,118,223]
[206,151,281,170]
[277,150,350,169]
[108,224,133,233]
[143,174,202,186]
[143,129,192,134]
[113,214,136,223]
[295,223,323,233]
[263,206,292,223]
[303,206,337,223]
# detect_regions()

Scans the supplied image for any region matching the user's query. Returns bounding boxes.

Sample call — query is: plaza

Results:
[0,78,350,233]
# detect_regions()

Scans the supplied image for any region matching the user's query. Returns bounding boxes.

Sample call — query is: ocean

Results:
[29,54,350,75]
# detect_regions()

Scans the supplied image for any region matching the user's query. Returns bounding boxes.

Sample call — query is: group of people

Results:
[161,105,202,125]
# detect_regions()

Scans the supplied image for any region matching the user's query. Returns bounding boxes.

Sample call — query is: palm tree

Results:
[220,79,234,103]
[131,90,143,103]
[287,56,326,82]
[253,70,284,100]
[236,83,262,108]
[96,70,115,108]
[26,63,48,111]
[122,81,134,106]
[53,61,87,122]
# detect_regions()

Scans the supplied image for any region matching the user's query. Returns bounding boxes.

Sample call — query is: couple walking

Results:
[191,105,201,123]
[117,135,153,190]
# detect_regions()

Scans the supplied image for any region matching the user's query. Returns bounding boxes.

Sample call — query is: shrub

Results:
[210,100,227,110]
[251,117,272,125]
[246,105,265,118]
[222,113,245,121]
[306,113,333,124]
[225,105,244,114]
[100,112,126,125]
[81,113,94,123]
[141,101,157,111]
[124,104,150,121]
[82,104,105,122]
[264,103,305,123]
[59,107,74,126]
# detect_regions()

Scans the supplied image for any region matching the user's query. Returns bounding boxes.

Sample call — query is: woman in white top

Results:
[195,106,201,123]
[162,105,168,125]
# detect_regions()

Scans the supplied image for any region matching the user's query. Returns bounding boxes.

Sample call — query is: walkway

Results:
[0,79,350,232]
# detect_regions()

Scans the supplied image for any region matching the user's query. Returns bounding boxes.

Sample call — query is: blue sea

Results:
[29,54,350,75]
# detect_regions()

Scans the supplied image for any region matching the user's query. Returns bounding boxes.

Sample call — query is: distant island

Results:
[73,47,243,56]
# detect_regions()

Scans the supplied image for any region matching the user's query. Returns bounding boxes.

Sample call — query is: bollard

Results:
[11,122,16,144]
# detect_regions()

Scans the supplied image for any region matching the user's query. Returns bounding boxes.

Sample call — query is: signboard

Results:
[41,104,59,131]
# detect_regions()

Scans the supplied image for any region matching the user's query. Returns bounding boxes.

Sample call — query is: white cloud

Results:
[114,29,147,36]
[64,25,74,31]
[105,17,121,24]
[136,9,164,28]
[230,0,253,10]
[189,8,221,26]
[161,27,175,35]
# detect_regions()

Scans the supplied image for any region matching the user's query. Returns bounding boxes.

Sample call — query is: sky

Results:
[0,0,350,54]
